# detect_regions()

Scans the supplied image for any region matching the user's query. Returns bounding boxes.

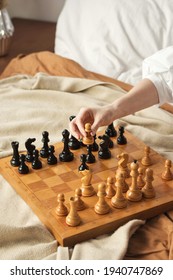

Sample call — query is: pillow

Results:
[55,0,173,85]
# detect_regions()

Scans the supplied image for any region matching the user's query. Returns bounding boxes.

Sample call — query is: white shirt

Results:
[142,46,173,104]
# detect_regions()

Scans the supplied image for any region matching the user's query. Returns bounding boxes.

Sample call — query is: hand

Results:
[69,105,114,139]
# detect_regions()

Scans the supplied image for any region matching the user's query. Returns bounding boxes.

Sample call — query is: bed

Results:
[0,0,173,260]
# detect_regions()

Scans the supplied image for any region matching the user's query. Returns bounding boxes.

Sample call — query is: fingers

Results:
[69,118,83,140]
[69,106,104,139]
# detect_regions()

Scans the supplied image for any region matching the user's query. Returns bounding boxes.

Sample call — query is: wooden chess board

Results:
[0,128,173,247]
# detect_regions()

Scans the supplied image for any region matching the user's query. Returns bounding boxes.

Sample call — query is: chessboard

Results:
[0,126,173,247]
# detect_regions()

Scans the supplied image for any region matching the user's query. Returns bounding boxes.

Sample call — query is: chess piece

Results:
[47,145,58,165]
[108,137,114,149]
[142,168,155,198]
[78,154,89,171]
[115,169,129,193]
[18,154,29,174]
[117,126,127,145]
[68,116,81,150]
[105,122,117,137]
[66,197,81,226]
[59,129,74,162]
[111,172,127,208]
[25,138,36,162]
[55,193,68,216]
[40,131,50,158]
[86,144,96,163]
[32,149,42,169]
[106,176,116,198]
[126,161,142,201]
[94,182,110,214]
[10,141,20,166]
[161,159,173,181]
[117,152,130,178]
[98,134,111,159]
[82,123,94,145]
[79,169,95,196]
[92,134,99,151]
[75,188,86,210]
[137,167,145,189]
[141,146,152,166]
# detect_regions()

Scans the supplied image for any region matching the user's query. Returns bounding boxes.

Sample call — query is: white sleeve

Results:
[142,46,173,104]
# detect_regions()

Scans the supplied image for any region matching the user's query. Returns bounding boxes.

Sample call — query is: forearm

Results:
[110,79,159,120]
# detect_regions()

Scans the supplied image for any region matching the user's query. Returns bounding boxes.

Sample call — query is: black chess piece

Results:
[10,141,20,167]
[40,131,50,158]
[18,154,29,174]
[117,126,127,145]
[108,137,114,148]
[32,149,42,169]
[92,135,99,151]
[105,123,117,137]
[59,129,74,162]
[78,154,89,171]
[86,145,96,163]
[68,116,81,150]
[47,145,58,165]
[98,134,111,159]
[25,138,36,162]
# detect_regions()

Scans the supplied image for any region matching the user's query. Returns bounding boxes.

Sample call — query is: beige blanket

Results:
[0,73,172,259]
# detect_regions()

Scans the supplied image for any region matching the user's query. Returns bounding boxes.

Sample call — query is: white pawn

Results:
[111,172,127,208]
[126,161,142,202]
[142,168,155,198]
[75,188,86,210]
[94,183,110,214]
[161,159,173,181]
[55,193,68,216]
[137,167,145,189]
[66,197,81,226]
[106,177,115,198]
[141,146,152,166]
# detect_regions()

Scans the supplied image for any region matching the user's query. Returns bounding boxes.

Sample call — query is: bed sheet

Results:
[55,0,173,85]
[0,52,173,260]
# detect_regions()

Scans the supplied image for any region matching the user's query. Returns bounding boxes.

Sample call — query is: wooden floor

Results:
[0,18,56,74]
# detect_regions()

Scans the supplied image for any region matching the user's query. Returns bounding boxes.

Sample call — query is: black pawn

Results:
[68,116,81,150]
[68,135,81,150]
[47,145,58,165]
[86,145,95,163]
[105,123,117,137]
[18,154,29,174]
[78,154,89,171]
[25,137,36,162]
[10,141,20,167]
[92,135,99,151]
[40,131,50,158]
[117,126,127,145]
[108,137,114,148]
[98,134,111,159]
[32,149,42,169]
[59,129,74,162]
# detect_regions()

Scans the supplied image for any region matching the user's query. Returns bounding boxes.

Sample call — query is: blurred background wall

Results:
[7,0,65,22]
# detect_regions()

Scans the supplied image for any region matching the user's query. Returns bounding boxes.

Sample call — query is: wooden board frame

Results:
[0,129,173,247]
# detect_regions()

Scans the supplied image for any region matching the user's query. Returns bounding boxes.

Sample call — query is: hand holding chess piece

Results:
[82,123,94,145]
